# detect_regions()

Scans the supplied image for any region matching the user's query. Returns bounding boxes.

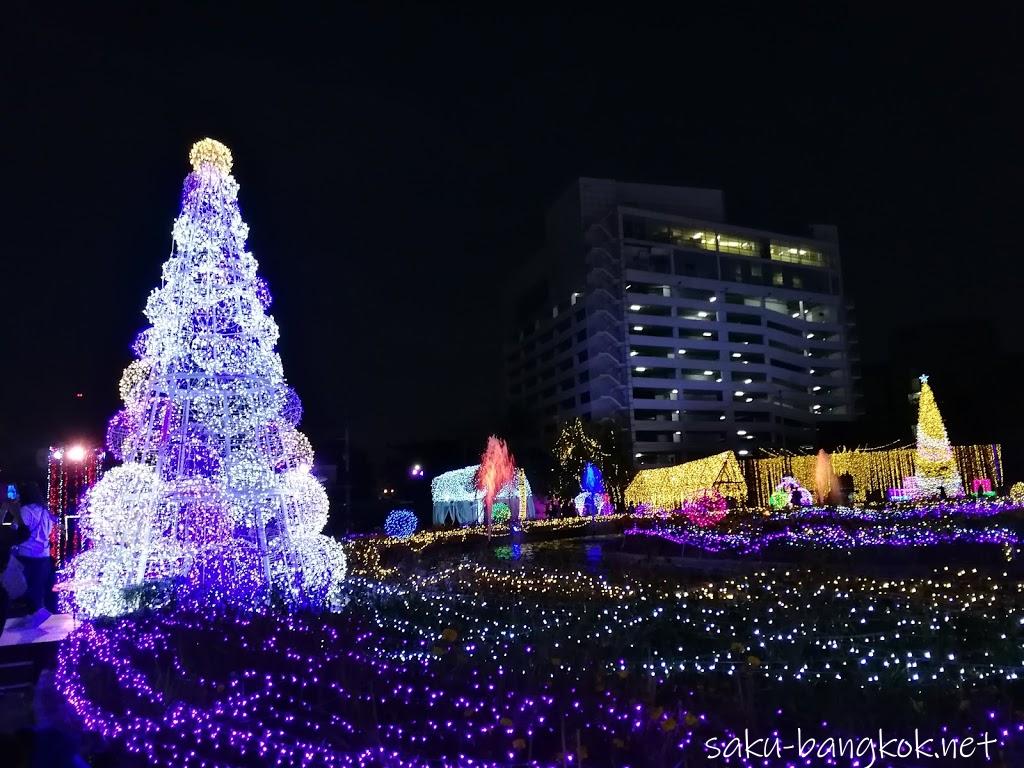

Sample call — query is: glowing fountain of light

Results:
[814,448,842,505]
[474,436,516,529]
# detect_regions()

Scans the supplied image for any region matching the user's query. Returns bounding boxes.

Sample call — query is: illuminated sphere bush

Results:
[384,508,418,538]
[492,502,511,525]
[1011,482,1024,504]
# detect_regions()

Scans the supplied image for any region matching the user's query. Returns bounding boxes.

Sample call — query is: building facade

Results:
[504,178,859,467]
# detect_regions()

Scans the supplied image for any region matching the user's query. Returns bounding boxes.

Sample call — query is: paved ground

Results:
[1,613,77,647]
[1,615,76,736]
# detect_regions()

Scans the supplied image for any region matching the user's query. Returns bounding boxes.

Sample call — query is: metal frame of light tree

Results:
[129,370,291,588]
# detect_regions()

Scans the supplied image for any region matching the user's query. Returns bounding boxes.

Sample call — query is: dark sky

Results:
[2,4,1021,475]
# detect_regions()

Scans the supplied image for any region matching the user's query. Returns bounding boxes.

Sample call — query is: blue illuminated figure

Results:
[575,462,611,516]
[581,462,605,495]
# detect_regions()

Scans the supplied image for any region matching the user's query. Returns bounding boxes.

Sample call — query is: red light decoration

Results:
[47,444,105,567]
[475,436,516,528]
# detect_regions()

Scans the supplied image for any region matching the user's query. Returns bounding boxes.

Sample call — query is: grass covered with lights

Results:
[59,503,1024,767]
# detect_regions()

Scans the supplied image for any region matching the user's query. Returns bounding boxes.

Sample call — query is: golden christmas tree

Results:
[912,375,962,497]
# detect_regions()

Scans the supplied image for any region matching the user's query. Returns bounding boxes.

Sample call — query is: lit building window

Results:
[717,234,760,257]
[770,242,827,267]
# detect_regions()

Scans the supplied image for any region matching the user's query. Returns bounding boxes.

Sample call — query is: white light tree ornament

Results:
[66,139,346,617]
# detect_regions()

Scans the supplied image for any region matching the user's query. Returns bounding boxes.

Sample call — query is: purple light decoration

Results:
[626,521,1018,555]
[280,385,303,427]
[173,542,269,612]
[55,607,1024,768]
[680,490,727,527]
[105,408,137,462]
[254,276,272,309]
[775,475,813,506]
[771,498,1016,522]
[160,425,224,480]
[889,487,912,502]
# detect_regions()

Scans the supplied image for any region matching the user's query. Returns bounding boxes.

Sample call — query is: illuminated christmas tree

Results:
[912,374,963,498]
[66,139,346,616]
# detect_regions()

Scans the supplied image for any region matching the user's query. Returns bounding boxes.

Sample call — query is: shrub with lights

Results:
[680,489,727,526]
[64,139,345,617]
[769,475,812,509]
[384,508,418,539]
[491,501,511,525]
[1010,481,1024,504]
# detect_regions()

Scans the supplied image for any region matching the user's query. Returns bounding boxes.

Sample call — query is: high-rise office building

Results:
[504,178,859,467]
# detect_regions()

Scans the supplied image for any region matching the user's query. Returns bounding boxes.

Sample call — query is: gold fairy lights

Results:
[189,138,233,174]
[1011,482,1024,504]
[745,444,1001,507]
[625,450,747,510]
[346,547,1024,687]
[347,514,630,577]
[913,375,963,495]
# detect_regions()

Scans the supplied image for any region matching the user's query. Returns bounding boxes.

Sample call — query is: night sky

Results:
[3,5,1021,478]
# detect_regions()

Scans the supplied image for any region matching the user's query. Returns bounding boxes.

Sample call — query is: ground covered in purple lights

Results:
[56,503,1024,767]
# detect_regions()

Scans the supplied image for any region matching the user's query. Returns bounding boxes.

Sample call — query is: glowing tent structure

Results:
[431,465,536,526]
[625,450,747,511]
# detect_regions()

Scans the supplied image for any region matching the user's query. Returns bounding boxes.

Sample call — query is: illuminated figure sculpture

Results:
[66,139,345,616]
[573,462,611,516]
[770,475,812,509]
